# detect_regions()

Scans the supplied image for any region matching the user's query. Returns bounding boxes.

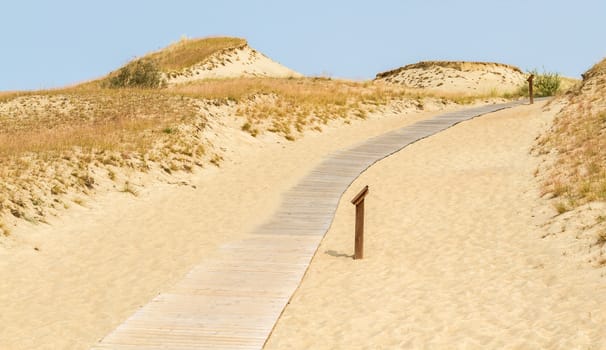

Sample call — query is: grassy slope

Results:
[537,58,606,211]
[145,37,247,72]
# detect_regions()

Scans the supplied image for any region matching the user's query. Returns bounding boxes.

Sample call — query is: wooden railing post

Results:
[527,74,535,104]
[351,185,369,260]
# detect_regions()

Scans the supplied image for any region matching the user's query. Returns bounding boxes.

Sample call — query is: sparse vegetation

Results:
[171,77,473,139]
[537,58,606,210]
[0,86,207,224]
[210,154,223,167]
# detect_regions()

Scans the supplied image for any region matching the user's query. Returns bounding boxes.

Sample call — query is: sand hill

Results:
[108,37,302,85]
[165,44,302,84]
[376,61,527,95]
[533,57,606,268]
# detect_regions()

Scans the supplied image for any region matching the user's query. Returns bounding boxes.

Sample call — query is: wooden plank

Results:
[92,101,524,349]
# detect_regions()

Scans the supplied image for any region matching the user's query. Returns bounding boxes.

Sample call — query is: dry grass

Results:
[0,85,209,223]
[0,88,200,156]
[537,58,606,211]
[170,77,459,139]
[559,76,580,92]
[95,36,248,88]
[145,37,247,72]
[0,91,18,99]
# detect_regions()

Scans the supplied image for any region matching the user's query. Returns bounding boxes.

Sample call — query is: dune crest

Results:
[376,60,527,94]
[166,45,302,84]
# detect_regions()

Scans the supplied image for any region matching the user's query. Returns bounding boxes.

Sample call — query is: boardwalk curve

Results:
[92,101,525,349]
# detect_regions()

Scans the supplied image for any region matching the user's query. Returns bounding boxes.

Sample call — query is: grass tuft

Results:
[120,181,139,196]
[0,219,10,236]
[554,201,568,215]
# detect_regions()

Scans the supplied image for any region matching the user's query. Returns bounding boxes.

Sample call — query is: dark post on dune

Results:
[351,185,369,260]
[527,74,535,104]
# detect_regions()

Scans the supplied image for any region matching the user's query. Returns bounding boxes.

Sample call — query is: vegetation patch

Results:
[536,58,606,211]
[106,59,166,89]
[517,69,562,97]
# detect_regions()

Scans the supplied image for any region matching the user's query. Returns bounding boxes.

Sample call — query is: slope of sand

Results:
[376,61,526,95]
[265,102,606,349]
[532,57,606,269]
[167,45,301,84]
[0,100,469,349]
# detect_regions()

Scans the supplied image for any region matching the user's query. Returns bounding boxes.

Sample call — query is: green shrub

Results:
[534,69,561,97]
[107,59,166,89]
[518,69,561,97]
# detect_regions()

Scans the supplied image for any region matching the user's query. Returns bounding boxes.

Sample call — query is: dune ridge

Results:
[376,60,527,95]
[166,45,302,84]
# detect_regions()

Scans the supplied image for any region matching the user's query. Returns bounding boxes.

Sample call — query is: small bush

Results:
[107,59,166,89]
[554,201,568,214]
[518,69,561,97]
[534,69,561,97]
[120,181,139,196]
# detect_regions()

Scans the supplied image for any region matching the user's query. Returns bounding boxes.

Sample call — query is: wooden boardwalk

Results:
[92,101,524,349]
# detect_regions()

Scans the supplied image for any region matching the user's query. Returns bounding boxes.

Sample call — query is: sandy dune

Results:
[0,102,459,349]
[265,102,606,349]
[167,45,301,84]
[376,61,526,95]
[4,98,603,349]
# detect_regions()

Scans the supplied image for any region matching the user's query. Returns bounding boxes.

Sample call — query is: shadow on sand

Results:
[324,250,353,259]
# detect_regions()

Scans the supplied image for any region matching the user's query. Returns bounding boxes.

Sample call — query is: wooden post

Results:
[351,185,369,260]
[527,74,535,104]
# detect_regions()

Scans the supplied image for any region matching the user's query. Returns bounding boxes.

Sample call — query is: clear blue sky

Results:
[2,0,605,91]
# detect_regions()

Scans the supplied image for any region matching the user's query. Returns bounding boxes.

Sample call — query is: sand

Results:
[376,61,526,95]
[264,102,606,349]
[5,98,603,349]
[167,45,301,85]
[0,102,458,349]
